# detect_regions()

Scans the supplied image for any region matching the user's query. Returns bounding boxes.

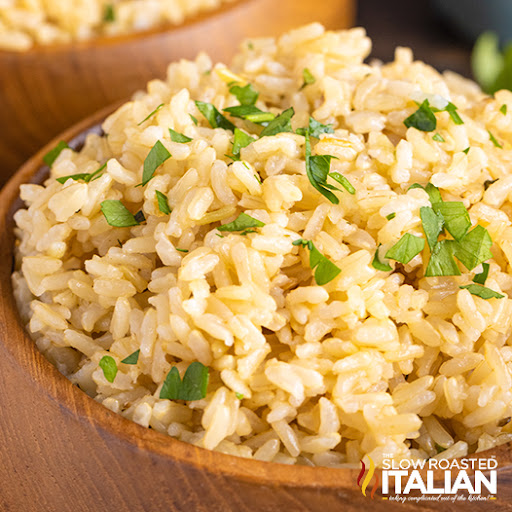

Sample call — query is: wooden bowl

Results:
[0,0,354,187]
[1,107,512,511]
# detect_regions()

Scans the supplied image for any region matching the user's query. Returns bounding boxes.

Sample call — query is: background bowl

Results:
[1,106,512,512]
[0,0,354,188]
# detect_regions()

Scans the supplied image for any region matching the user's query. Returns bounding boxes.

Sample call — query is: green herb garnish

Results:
[190,114,198,125]
[235,392,244,400]
[195,101,235,131]
[301,68,316,89]
[99,355,118,383]
[296,117,334,138]
[140,140,171,186]
[259,107,295,137]
[56,162,107,184]
[138,103,164,125]
[103,3,115,22]
[432,202,471,242]
[386,213,396,220]
[425,240,461,277]
[44,141,70,167]
[473,262,490,285]
[293,239,341,285]
[453,225,494,271]
[101,200,140,227]
[160,362,209,401]
[460,284,504,300]
[218,212,265,234]
[420,206,445,250]
[489,130,503,148]
[155,190,171,215]
[224,105,275,124]
[121,350,140,365]
[432,133,445,142]
[404,99,437,132]
[408,182,443,204]
[232,128,256,160]
[501,104,508,115]
[445,103,464,125]
[329,172,356,194]
[385,233,425,264]
[229,83,259,106]
[463,147,470,154]
[372,245,392,272]
[169,128,192,143]
[176,248,189,253]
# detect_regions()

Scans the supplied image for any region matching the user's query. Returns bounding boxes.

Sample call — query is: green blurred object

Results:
[472,32,512,94]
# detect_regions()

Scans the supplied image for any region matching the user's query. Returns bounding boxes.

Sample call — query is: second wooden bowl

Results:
[1,105,512,511]
[0,0,354,187]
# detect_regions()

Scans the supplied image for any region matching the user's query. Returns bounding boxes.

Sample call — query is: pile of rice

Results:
[0,0,235,51]
[12,23,512,468]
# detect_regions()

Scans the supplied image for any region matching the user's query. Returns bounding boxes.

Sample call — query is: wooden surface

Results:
[0,0,354,188]
[0,107,512,511]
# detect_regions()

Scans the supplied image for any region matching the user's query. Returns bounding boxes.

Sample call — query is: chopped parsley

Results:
[155,190,171,215]
[489,130,503,148]
[195,101,235,131]
[99,355,117,383]
[408,182,442,204]
[462,147,470,154]
[160,362,209,401]
[43,141,69,167]
[329,172,356,194]
[484,178,498,190]
[231,128,256,160]
[432,133,445,142]
[386,213,396,220]
[404,100,437,132]
[229,83,259,106]
[453,225,494,271]
[425,240,460,277]
[176,248,189,253]
[140,140,171,186]
[296,117,334,138]
[224,104,275,124]
[138,103,164,125]
[500,104,508,115]
[473,262,490,285]
[293,239,341,285]
[190,114,198,125]
[420,206,445,250]
[169,128,192,143]
[259,107,295,137]
[56,162,106,184]
[235,392,244,400]
[460,284,504,300]
[121,350,140,365]
[385,233,425,264]
[103,3,115,22]
[218,212,265,234]
[101,200,141,227]
[372,245,392,272]
[444,103,464,125]
[432,202,471,241]
[301,68,316,89]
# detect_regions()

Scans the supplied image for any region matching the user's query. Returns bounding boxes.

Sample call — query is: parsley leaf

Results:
[224,105,275,124]
[462,147,470,154]
[190,114,198,125]
[329,172,355,194]
[235,392,244,400]
[489,130,503,148]
[404,99,437,132]
[420,206,445,250]
[103,3,115,22]
[294,239,341,285]
[169,128,192,143]
[232,128,256,160]
[453,225,494,270]
[160,362,209,401]
[408,182,443,204]
[432,202,471,241]
[229,83,259,106]
[218,212,265,233]
[155,190,171,215]
[176,248,188,253]
[44,141,69,167]
[296,117,334,138]
[138,103,164,125]
[500,104,508,115]
[473,262,490,285]
[56,162,106,184]
[385,233,425,264]
[445,103,464,125]
[372,245,392,272]
[425,240,461,277]
[195,101,235,131]
[432,133,445,142]
[121,350,140,365]
[99,355,118,383]
[301,68,316,89]
[460,284,504,300]
[260,107,295,137]
[101,200,140,227]
[141,140,171,186]
[386,213,396,220]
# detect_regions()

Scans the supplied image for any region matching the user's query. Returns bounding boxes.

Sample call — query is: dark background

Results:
[357,0,473,77]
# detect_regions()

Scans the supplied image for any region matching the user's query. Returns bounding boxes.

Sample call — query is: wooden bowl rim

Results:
[0,0,250,56]
[1,104,511,490]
